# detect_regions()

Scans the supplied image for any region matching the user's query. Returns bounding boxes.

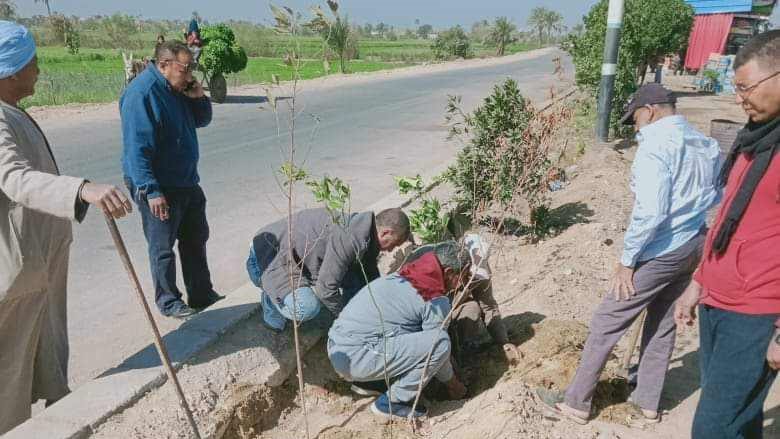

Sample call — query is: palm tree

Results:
[488,17,517,56]
[543,10,565,43]
[328,15,350,73]
[0,0,16,20]
[308,1,353,73]
[527,7,547,47]
[34,0,51,15]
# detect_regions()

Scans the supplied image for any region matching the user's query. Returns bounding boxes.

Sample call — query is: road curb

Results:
[8,85,579,439]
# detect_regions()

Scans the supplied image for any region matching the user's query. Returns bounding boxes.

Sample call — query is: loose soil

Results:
[91,80,778,439]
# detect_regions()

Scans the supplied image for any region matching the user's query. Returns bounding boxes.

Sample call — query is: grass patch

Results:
[21,39,539,107]
[228,57,408,86]
[21,54,407,107]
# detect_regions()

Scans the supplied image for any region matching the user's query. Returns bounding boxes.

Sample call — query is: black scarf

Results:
[712,117,780,255]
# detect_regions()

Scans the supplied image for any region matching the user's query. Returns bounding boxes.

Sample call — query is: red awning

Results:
[684,13,735,70]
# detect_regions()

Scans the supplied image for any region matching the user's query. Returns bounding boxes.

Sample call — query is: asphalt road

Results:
[40,48,573,388]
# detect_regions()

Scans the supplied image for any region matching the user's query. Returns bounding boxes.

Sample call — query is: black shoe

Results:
[164,302,197,319]
[189,292,225,311]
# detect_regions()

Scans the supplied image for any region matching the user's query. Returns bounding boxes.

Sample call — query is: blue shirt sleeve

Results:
[621,148,673,267]
[190,96,212,128]
[121,91,162,199]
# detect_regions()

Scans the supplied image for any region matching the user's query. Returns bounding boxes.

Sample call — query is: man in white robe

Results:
[0,20,132,434]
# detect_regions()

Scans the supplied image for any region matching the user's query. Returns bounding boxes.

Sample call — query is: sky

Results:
[14,1,780,31]
[15,0,604,29]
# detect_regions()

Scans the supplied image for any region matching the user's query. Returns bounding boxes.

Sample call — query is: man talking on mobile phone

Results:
[119,40,223,319]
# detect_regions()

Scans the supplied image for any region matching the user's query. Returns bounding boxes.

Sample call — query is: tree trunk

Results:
[637,60,648,85]
[339,53,345,74]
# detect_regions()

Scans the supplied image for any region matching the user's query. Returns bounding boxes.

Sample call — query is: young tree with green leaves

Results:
[488,17,517,56]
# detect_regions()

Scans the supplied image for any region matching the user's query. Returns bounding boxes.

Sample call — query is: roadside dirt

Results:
[91,81,778,439]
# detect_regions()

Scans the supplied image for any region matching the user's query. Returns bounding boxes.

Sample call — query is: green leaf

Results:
[394,175,424,195]
[307,175,352,225]
[279,162,307,185]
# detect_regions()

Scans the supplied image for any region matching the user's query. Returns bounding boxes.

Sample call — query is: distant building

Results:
[683,0,776,70]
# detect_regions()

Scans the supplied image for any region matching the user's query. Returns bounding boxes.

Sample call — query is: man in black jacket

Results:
[247,208,411,331]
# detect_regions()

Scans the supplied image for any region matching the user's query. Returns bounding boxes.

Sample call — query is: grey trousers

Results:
[328,328,454,404]
[564,233,704,413]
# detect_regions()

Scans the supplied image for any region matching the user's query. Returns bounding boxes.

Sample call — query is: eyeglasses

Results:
[733,71,780,98]
[162,59,196,73]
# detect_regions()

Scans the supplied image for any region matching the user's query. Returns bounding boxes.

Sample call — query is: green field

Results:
[244,36,538,61]
[23,48,406,108]
[21,39,538,108]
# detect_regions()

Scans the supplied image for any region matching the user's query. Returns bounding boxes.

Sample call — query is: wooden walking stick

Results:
[103,214,202,439]
[621,310,647,377]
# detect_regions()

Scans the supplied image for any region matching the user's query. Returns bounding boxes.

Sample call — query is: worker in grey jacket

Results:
[328,241,469,419]
[247,207,411,331]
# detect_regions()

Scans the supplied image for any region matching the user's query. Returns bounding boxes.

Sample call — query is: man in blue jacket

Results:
[120,41,222,318]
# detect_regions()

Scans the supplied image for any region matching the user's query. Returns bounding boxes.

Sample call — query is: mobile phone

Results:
[184,80,196,92]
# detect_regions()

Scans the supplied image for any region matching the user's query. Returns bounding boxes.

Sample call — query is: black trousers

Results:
[129,181,216,313]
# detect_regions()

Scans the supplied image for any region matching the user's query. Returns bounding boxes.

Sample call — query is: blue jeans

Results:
[246,246,321,330]
[128,180,216,314]
[327,326,454,404]
[692,305,778,439]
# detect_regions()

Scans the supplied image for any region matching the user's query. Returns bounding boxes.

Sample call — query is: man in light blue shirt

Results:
[537,84,721,424]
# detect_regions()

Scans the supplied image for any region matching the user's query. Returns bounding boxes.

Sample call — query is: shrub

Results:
[395,175,450,244]
[65,27,80,54]
[200,24,248,77]
[432,26,472,60]
[446,78,561,233]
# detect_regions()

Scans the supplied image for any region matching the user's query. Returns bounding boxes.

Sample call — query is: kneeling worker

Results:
[247,207,411,331]
[327,241,469,419]
[407,234,520,362]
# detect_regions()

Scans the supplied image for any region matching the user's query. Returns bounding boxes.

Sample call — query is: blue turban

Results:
[0,21,36,79]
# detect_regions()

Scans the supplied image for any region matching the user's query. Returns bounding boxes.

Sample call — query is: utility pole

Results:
[596,0,625,142]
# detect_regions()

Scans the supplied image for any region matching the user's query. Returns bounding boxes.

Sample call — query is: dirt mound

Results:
[211,383,296,439]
